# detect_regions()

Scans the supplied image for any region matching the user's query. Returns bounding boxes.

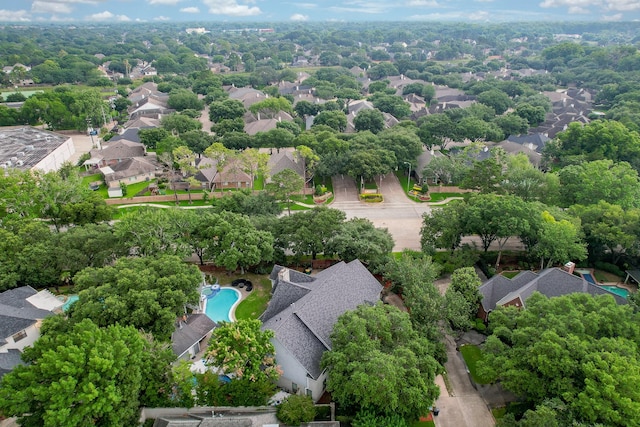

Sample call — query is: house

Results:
[477,268,627,321]
[0,286,63,378]
[265,148,305,184]
[227,87,268,108]
[260,260,382,401]
[85,139,147,168]
[493,133,549,167]
[211,157,252,190]
[101,157,161,190]
[171,314,217,361]
[244,111,294,135]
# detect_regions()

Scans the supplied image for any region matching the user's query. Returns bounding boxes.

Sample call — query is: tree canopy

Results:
[480,293,640,427]
[321,303,442,419]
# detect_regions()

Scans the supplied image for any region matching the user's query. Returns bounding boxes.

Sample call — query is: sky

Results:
[0,0,639,23]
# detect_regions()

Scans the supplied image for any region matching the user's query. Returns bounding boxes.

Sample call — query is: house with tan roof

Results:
[260,260,382,401]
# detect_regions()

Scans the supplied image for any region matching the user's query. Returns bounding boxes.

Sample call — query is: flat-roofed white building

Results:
[0,126,75,173]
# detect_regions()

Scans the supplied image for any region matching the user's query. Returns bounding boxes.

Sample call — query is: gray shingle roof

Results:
[171,314,217,357]
[0,349,23,379]
[480,268,627,314]
[267,150,305,181]
[262,260,382,379]
[0,286,53,346]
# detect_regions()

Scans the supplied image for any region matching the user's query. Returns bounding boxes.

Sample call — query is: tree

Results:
[531,211,587,269]
[421,202,464,254]
[114,208,192,257]
[204,142,234,194]
[205,319,279,384]
[354,108,385,134]
[326,218,394,273]
[569,201,640,263]
[558,160,640,209]
[370,94,411,119]
[205,211,274,273]
[0,319,147,427]
[377,126,423,168]
[479,293,640,427]
[444,267,482,329]
[161,113,202,134]
[168,88,204,111]
[345,148,396,185]
[476,89,513,115]
[238,148,269,188]
[138,128,170,150]
[417,114,458,150]
[494,113,529,136]
[269,168,304,215]
[70,255,201,341]
[209,99,245,122]
[312,110,347,132]
[276,395,316,426]
[249,97,293,118]
[275,207,346,260]
[321,303,441,419]
[461,194,532,267]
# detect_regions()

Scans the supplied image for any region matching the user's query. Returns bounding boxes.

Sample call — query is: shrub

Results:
[276,395,316,426]
[352,410,410,427]
[360,193,383,202]
[594,261,624,278]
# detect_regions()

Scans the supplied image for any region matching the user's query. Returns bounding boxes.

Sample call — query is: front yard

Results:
[459,344,492,385]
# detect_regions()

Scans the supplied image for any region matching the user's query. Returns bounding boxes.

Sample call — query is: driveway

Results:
[433,335,496,427]
[330,174,431,252]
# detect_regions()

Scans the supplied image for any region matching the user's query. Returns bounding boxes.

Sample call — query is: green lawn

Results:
[410,419,436,427]
[199,272,272,320]
[427,192,464,203]
[459,344,492,385]
[253,175,265,191]
[235,277,272,319]
[501,271,520,279]
[291,194,314,204]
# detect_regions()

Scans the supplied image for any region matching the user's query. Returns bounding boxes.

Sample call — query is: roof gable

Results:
[262,260,382,379]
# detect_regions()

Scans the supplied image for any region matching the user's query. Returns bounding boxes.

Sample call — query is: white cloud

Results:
[603,12,623,20]
[568,6,590,13]
[0,9,31,21]
[540,0,640,12]
[87,10,131,21]
[293,3,317,8]
[406,0,440,6]
[31,1,73,14]
[329,0,390,14]
[180,6,200,13]
[148,0,183,4]
[154,16,171,20]
[290,13,308,20]
[203,0,261,16]
[468,10,490,20]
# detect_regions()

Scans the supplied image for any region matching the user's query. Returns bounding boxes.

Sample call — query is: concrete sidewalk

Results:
[433,335,495,427]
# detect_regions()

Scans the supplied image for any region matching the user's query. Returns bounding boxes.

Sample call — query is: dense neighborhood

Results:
[1,20,640,427]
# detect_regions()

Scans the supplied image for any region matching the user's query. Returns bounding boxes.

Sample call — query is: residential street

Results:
[331,174,431,252]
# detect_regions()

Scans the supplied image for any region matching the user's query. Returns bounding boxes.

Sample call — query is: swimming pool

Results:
[599,285,630,299]
[62,295,79,312]
[203,288,240,323]
[582,273,597,284]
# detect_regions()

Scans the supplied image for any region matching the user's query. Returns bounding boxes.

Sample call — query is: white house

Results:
[0,286,63,378]
[260,260,382,401]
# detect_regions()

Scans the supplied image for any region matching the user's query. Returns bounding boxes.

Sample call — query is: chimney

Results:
[278,267,290,282]
[563,262,575,274]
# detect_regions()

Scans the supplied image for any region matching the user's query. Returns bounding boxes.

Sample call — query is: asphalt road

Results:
[332,174,431,252]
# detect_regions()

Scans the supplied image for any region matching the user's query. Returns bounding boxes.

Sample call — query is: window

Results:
[292,383,298,393]
[12,330,27,342]
[306,389,312,397]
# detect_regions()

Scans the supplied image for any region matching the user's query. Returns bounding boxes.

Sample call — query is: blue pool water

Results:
[582,273,596,284]
[599,285,630,299]
[62,295,79,312]
[204,288,240,323]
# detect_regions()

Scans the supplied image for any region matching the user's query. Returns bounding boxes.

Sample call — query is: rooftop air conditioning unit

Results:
[10,156,17,162]
[16,160,23,166]
[25,145,34,151]
[5,161,12,167]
